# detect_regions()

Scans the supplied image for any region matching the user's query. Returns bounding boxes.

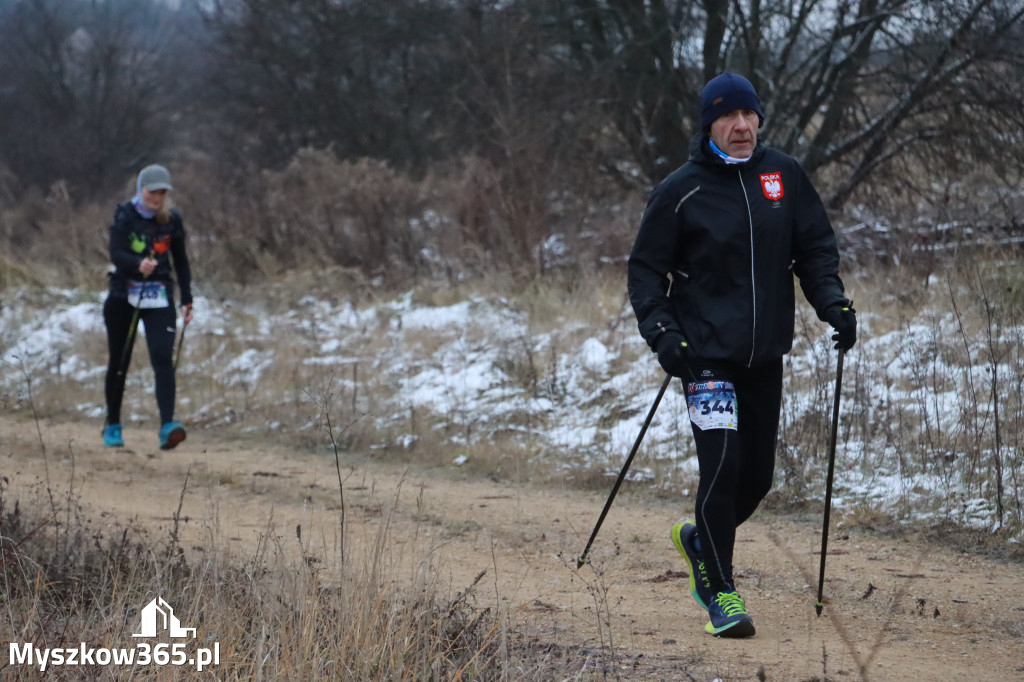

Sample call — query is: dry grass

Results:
[777,249,1024,535]
[0,470,584,680]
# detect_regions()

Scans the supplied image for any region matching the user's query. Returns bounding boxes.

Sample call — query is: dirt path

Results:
[2,415,1022,681]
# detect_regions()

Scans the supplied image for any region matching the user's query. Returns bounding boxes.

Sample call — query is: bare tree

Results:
[542,0,1024,209]
[4,0,1020,263]
[534,0,708,182]
[0,0,200,198]
[195,0,617,276]
[196,0,478,170]
[755,0,1024,208]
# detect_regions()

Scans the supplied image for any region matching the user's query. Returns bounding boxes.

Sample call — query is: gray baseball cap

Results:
[137,164,173,192]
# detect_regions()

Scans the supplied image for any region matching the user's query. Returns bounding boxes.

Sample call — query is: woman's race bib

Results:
[127,281,169,309]
[686,379,738,430]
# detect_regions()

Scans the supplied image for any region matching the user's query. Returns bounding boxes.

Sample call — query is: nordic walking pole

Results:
[577,372,673,569]
[113,252,156,403]
[116,302,143,380]
[815,348,846,615]
[105,298,144,433]
[173,314,189,372]
[115,254,154,382]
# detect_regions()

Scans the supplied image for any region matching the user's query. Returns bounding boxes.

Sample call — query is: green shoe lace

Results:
[712,591,748,616]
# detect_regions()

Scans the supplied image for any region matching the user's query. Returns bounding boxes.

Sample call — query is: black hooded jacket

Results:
[628,134,847,368]
[107,200,193,306]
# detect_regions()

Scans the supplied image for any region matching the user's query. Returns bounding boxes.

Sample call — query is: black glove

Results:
[823,304,857,351]
[656,332,690,377]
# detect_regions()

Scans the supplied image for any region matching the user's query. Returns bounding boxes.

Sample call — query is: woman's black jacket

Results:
[107,201,193,306]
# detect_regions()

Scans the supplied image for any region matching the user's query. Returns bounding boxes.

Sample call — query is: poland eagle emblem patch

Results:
[760,172,784,201]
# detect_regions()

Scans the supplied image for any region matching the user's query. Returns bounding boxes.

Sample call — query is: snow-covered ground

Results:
[1,284,1021,541]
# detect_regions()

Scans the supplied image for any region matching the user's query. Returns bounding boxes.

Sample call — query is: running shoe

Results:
[705,590,755,637]
[102,423,124,448]
[671,519,714,610]
[159,421,187,450]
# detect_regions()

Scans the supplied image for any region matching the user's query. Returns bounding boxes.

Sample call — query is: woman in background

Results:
[102,164,194,450]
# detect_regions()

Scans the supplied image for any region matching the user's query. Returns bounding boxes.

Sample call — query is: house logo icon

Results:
[132,597,197,638]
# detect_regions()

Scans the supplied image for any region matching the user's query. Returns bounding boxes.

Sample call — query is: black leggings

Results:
[684,358,783,593]
[104,296,178,425]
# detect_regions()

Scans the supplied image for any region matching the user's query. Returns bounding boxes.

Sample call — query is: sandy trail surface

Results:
[2,415,1022,681]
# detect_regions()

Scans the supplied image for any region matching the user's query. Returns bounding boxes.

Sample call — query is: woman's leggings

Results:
[684,358,783,594]
[104,296,177,425]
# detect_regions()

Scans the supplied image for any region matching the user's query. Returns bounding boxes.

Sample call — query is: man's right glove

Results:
[656,332,690,377]
[823,304,857,351]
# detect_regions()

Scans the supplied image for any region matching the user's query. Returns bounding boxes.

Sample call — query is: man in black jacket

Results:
[627,72,856,637]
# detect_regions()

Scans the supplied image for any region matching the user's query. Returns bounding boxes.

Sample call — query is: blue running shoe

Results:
[102,423,124,448]
[671,519,714,610]
[159,421,187,450]
[705,590,755,637]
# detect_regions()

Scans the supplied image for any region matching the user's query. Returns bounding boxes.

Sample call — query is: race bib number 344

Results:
[686,380,738,430]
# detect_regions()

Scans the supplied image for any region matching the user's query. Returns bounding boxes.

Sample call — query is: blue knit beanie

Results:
[699,73,764,131]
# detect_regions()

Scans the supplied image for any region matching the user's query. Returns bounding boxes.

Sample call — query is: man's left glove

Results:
[823,304,857,351]
[656,332,690,377]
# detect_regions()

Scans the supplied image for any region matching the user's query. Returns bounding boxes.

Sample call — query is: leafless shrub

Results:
[784,246,1024,533]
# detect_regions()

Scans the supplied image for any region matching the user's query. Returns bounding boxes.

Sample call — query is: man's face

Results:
[709,109,760,158]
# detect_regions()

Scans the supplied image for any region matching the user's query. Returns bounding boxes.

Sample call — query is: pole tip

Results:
[815,602,823,616]
[576,556,585,569]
